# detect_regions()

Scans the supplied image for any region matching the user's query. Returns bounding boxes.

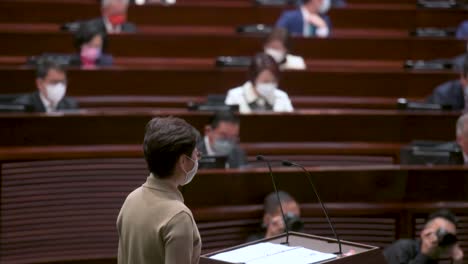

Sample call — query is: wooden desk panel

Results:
[2,32,466,60]
[1,68,457,98]
[0,1,466,29]
[0,110,460,146]
[1,158,467,263]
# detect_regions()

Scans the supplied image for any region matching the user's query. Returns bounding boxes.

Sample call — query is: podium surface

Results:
[201,232,387,264]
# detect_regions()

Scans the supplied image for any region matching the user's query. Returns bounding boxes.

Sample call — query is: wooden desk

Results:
[2,32,466,60]
[1,68,457,99]
[0,1,466,29]
[1,159,467,263]
[0,110,460,146]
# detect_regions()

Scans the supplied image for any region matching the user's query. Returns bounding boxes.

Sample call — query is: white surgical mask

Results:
[319,0,331,14]
[181,155,198,185]
[213,139,235,156]
[256,82,277,99]
[45,83,66,105]
[265,48,286,64]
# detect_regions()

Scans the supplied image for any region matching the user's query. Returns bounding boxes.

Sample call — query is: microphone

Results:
[282,160,343,255]
[256,155,290,245]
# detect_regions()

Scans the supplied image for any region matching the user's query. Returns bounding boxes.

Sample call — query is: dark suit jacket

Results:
[13,92,79,113]
[197,139,248,169]
[275,8,332,37]
[426,80,465,110]
[85,17,137,33]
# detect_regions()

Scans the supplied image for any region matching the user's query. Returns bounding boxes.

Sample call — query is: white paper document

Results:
[210,242,336,264]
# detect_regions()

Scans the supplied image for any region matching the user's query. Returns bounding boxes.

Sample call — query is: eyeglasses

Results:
[194,149,203,161]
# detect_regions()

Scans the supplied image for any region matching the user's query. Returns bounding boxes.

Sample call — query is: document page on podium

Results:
[210,242,337,264]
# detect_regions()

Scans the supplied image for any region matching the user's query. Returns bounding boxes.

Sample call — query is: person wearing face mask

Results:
[117,117,201,264]
[71,21,113,68]
[13,60,78,113]
[247,191,302,242]
[276,0,332,38]
[197,111,247,168]
[426,57,468,111]
[80,0,137,34]
[264,27,306,70]
[225,53,294,114]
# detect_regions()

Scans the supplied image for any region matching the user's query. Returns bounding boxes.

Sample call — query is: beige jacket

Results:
[117,175,201,264]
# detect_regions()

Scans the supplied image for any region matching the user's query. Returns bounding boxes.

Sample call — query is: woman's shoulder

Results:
[285,54,306,70]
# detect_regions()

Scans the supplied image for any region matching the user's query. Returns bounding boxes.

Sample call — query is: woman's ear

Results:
[263,214,271,227]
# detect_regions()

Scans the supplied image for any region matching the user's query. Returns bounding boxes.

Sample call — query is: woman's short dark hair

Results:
[73,21,108,52]
[248,53,281,84]
[264,27,291,51]
[143,117,199,178]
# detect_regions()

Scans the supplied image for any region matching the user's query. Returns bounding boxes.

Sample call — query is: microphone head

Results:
[281,160,294,167]
[256,155,265,161]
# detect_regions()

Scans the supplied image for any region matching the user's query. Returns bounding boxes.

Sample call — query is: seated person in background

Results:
[384,209,463,264]
[276,0,331,38]
[456,113,468,164]
[427,57,467,111]
[247,191,301,242]
[225,53,294,113]
[14,60,78,113]
[72,21,113,68]
[456,20,468,40]
[264,28,306,70]
[85,0,137,34]
[197,111,247,168]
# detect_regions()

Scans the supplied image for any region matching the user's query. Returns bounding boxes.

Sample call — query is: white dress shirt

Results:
[225,81,294,114]
[39,93,56,113]
[282,54,307,70]
[204,136,215,156]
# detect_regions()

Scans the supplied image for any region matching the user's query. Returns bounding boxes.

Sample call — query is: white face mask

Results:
[181,155,198,185]
[319,0,331,13]
[256,82,277,99]
[265,48,286,64]
[213,138,235,156]
[45,83,66,105]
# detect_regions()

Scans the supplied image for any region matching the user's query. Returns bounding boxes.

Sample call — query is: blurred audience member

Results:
[87,0,137,34]
[247,191,302,242]
[456,113,468,164]
[197,111,247,168]
[225,53,294,113]
[14,60,78,113]
[456,20,468,40]
[427,57,467,111]
[384,209,463,264]
[72,22,113,68]
[276,0,332,38]
[264,28,306,70]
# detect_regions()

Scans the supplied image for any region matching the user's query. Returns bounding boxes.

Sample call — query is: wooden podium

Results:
[200,232,387,264]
